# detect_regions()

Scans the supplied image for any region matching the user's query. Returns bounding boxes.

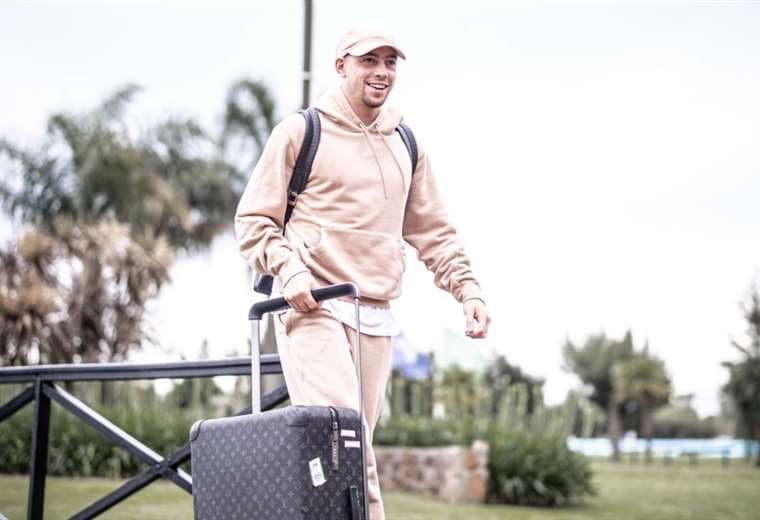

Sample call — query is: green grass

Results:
[1,460,759,519]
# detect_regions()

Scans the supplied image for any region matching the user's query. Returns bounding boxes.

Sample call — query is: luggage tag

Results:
[309,457,326,487]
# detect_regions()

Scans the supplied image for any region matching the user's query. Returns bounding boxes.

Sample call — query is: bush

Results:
[653,405,718,438]
[487,428,595,506]
[374,416,480,447]
[0,401,199,478]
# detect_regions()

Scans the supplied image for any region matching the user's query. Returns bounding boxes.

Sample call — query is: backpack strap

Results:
[285,110,416,227]
[283,107,321,226]
[395,122,418,174]
[254,108,321,295]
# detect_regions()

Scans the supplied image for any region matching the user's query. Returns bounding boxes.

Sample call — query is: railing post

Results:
[27,380,51,520]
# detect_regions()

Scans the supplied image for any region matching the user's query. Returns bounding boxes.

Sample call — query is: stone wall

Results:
[374,441,489,504]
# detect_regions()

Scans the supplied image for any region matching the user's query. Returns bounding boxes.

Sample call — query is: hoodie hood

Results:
[313,86,403,135]
[313,86,407,201]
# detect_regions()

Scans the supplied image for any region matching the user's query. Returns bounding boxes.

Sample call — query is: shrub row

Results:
[0,404,197,478]
[375,416,595,506]
[1,398,595,506]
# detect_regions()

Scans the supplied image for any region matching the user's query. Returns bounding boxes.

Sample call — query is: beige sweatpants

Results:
[273,307,393,520]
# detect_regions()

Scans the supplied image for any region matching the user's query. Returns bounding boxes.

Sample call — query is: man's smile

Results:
[367,82,388,91]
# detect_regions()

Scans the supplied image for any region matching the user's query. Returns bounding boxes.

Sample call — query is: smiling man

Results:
[235,29,490,519]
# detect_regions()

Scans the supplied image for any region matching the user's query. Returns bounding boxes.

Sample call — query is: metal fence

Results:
[0,355,288,519]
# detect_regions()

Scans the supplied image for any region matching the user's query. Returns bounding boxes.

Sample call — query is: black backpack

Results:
[254,107,418,296]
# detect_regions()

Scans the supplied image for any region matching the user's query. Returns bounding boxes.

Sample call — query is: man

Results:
[235,29,490,520]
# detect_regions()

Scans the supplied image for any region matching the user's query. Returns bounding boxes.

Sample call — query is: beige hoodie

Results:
[235,87,483,307]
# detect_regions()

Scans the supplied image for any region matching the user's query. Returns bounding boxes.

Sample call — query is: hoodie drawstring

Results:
[359,122,409,200]
[325,87,407,199]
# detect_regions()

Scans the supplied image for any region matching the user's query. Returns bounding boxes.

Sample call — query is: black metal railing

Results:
[0,355,288,519]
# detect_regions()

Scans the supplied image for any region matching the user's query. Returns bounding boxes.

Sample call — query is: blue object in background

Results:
[567,436,759,459]
[392,332,433,381]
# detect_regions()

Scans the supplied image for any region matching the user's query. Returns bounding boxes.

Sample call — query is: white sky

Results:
[1,0,759,416]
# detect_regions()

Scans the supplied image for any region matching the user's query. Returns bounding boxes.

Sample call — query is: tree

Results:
[0,84,243,252]
[562,331,634,461]
[723,286,760,466]
[220,78,282,365]
[0,84,248,367]
[613,349,672,460]
[0,222,171,366]
[220,78,278,175]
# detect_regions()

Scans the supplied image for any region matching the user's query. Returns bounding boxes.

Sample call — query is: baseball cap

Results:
[335,29,406,60]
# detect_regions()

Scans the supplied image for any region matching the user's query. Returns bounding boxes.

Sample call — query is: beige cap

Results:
[335,29,406,60]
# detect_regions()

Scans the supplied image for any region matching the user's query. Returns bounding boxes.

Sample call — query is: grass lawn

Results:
[1,459,759,519]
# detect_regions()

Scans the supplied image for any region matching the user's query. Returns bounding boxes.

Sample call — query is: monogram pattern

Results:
[191,406,365,519]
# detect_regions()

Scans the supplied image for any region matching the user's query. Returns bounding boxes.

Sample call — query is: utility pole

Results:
[302,0,313,109]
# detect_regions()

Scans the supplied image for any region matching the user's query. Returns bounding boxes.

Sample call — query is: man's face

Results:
[337,46,398,111]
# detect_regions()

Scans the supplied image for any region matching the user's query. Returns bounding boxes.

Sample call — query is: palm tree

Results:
[0,83,247,368]
[0,230,63,366]
[563,331,635,461]
[221,78,278,174]
[0,222,171,366]
[613,349,672,461]
[723,287,760,466]
[220,78,282,368]
[0,84,243,251]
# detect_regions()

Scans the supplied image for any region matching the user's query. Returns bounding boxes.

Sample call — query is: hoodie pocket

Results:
[310,226,405,301]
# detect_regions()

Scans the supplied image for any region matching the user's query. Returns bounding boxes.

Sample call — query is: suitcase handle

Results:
[248,282,359,320]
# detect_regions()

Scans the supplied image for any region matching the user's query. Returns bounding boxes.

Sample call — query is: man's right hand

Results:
[282,271,320,312]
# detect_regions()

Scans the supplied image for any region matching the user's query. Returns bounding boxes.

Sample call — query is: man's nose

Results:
[373,64,390,77]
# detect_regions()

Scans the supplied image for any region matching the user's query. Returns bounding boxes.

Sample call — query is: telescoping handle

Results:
[248,283,361,416]
[248,283,364,418]
[248,282,369,519]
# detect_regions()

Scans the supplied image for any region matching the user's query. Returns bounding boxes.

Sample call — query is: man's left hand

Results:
[464,299,491,339]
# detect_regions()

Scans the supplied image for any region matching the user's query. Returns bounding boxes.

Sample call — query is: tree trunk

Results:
[608,400,622,462]
[526,383,535,415]
[642,407,654,464]
[404,380,413,415]
[100,380,113,406]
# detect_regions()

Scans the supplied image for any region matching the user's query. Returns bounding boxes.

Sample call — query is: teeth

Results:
[368,83,387,90]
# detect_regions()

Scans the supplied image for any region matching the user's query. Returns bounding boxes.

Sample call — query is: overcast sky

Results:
[1,0,759,416]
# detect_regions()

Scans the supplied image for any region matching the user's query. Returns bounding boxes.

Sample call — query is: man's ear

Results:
[335,57,346,77]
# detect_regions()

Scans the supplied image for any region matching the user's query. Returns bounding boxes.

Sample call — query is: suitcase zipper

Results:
[328,406,340,471]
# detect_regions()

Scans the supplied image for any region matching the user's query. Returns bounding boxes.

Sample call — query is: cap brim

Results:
[345,39,406,60]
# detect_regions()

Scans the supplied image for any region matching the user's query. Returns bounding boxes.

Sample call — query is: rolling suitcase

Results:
[190,283,370,519]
